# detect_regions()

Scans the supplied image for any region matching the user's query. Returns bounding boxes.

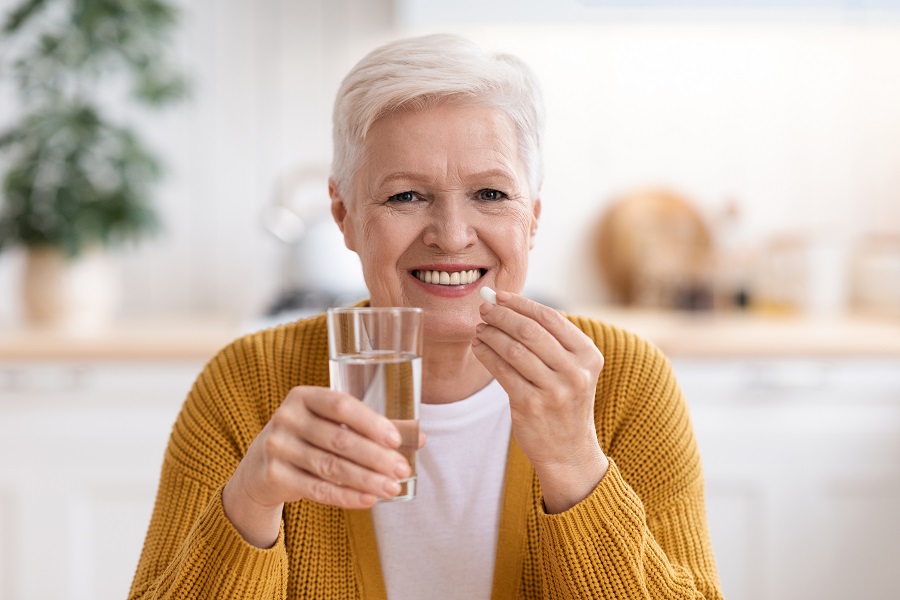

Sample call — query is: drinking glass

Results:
[326,307,424,502]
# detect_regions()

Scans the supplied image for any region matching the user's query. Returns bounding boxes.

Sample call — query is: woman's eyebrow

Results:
[376,168,516,189]
[468,168,516,182]
[378,171,423,186]
[375,168,517,189]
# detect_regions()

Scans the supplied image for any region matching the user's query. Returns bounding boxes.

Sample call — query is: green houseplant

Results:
[0,0,188,329]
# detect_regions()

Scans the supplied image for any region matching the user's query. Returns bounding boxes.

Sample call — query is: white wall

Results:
[0,0,392,323]
[2,1,899,321]
[397,17,900,306]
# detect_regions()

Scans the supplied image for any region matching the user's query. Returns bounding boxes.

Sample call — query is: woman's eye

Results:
[388,191,416,203]
[478,189,506,201]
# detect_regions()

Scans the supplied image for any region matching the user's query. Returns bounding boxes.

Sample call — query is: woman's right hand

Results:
[222,386,412,548]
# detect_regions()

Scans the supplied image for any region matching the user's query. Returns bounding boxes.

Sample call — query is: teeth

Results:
[414,269,483,286]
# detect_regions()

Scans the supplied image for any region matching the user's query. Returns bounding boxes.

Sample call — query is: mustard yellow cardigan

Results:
[129,312,722,599]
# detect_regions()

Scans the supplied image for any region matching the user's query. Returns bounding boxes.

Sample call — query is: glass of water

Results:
[326,306,424,502]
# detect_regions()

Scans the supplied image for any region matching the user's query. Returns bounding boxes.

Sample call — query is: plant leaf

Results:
[2,0,49,35]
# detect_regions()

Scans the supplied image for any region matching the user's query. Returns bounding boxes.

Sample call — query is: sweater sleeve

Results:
[128,335,289,600]
[536,321,722,599]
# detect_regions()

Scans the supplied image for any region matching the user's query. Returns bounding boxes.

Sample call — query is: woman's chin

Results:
[422,311,482,345]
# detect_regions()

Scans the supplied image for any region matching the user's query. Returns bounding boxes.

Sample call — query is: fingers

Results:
[473,295,581,374]
[305,388,403,448]
[264,459,381,509]
[487,291,589,354]
[470,334,530,397]
[471,291,604,390]
[269,432,403,499]
[301,388,411,481]
[242,387,416,509]
[289,416,411,482]
[473,318,553,387]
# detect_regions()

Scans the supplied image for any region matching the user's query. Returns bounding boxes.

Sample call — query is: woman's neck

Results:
[421,339,493,405]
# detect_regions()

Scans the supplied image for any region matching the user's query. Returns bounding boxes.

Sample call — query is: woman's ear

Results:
[329,178,356,252]
[529,198,541,249]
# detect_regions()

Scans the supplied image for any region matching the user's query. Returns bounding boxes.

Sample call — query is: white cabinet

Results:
[0,361,202,600]
[673,358,900,600]
[2,356,899,599]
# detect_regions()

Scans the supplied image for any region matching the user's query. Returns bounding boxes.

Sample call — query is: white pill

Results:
[480,286,497,305]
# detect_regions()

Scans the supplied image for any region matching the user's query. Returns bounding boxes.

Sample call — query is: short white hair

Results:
[331,33,545,198]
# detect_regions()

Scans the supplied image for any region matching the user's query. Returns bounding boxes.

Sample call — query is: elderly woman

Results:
[130,34,722,600]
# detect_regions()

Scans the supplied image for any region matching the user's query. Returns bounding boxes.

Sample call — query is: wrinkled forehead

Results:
[353,104,527,192]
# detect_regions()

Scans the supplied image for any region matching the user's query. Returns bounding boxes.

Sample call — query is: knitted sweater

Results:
[129,312,722,599]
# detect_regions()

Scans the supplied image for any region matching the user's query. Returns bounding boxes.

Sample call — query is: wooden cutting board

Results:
[593,189,713,307]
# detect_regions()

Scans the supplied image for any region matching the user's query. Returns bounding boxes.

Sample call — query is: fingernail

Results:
[495,290,510,303]
[394,460,411,479]
[386,428,401,447]
[479,302,493,315]
[475,322,486,333]
[471,336,481,347]
[384,480,401,496]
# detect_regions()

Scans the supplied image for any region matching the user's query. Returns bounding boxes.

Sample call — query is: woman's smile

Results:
[409,265,488,298]
[411,267,485,287]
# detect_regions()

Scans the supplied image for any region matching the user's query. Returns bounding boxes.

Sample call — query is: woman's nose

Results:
[421,201,477,253]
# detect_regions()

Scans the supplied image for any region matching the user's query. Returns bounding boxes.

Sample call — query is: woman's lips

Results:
[408,267,488,297]
[411,268,486,286]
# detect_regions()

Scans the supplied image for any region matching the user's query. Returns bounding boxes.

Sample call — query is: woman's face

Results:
[330,103,540,342]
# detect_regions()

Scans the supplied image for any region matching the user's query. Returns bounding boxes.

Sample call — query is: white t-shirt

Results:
[371,379,512,600]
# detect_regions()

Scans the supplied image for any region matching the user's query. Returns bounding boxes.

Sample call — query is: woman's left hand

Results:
[471,290,609,513]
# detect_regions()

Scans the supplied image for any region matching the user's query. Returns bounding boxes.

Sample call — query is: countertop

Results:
[1,308,900,361]
[571,307,900,358]
[0,314,241,361]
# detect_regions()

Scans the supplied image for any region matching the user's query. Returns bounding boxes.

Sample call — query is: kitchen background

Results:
[1,1,899,599]
[1,0,899,320]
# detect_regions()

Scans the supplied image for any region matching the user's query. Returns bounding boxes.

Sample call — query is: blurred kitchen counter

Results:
[2,308,900,361]
[572,306,900,358]
[0,314,242,361]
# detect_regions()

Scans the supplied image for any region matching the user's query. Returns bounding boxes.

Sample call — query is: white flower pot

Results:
[22,246,119,333]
